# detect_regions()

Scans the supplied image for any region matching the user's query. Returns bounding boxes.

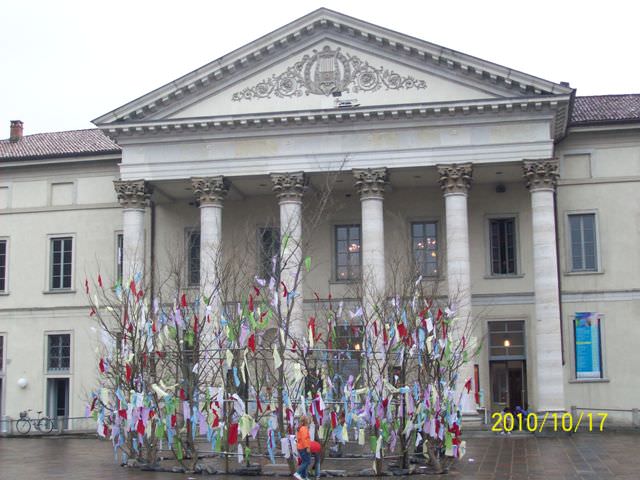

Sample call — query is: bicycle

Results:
[15,409,55,434]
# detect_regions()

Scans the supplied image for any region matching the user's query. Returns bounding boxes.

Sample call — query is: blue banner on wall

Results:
[574,312,602,379]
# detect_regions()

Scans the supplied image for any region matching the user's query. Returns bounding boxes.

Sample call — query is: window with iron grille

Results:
[116,233,123,283]
[489,218,516,275]
[187,231,200,286]
[411,222,438,277]
[50,237,73,290]
[258,227,280,279]
[0,239,6,292]
[335,225,361,281]
[47,334,70,372]
[569,214,597,271]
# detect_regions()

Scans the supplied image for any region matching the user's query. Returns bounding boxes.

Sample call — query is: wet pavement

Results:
[0,432,639,479]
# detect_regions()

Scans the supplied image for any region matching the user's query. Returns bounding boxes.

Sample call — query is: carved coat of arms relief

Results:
[231,46,427,101]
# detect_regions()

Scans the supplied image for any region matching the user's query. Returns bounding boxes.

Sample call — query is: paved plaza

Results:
[0,432,639,479]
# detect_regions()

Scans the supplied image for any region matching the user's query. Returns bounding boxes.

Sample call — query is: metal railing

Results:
[0,415,97,436]
[571,406,640,428]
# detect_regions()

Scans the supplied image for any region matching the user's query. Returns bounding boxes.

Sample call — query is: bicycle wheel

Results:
[15,418,31,434]
[38,417,54,434]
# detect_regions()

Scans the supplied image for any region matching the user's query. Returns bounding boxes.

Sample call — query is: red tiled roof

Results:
[0,128,120,160]
[571,94,640,125]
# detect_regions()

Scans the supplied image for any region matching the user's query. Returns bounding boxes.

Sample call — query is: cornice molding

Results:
[271,172,307,202]
[113,179,153,209]
[437,163,473,195]
[191,176,230,206]
[353,167,388,199]
[101,95,570,143]
[523,159,559,191]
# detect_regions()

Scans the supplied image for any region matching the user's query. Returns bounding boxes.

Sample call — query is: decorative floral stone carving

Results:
[523,159,559,191]
[271,172,306,201]
[191,177,230,205]
[232,46,427,101]
[353,168,389,198]
[113,180,153,208]
[437,164,473,195]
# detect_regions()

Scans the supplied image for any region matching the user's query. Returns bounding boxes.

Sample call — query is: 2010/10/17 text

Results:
[491,412,608,432]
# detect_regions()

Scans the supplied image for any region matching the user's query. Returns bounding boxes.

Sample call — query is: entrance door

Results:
[47,378,69,429]
[488,321,527,413]
[490,360,527,412]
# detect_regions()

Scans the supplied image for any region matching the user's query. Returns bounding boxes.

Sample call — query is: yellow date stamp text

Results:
[491,412,608,432]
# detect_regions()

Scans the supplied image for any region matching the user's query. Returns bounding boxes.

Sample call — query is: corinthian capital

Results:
[113,180,153,208]
[271,172,306,202]
[353,168,389,199]
[437,163,473,195]
[523,159,559,191]
[191,176,230,205]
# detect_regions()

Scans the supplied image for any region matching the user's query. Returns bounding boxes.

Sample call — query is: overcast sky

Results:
[1,0,638,136]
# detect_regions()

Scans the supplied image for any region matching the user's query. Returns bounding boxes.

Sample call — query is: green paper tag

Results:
[369,435,377,453]
[174,438,183,460]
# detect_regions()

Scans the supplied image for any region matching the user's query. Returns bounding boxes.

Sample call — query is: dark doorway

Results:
[46,378,69,429]
[490,360,526,412]
[488,320,527,412]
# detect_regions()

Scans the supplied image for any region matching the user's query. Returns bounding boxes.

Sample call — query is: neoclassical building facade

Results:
[1,9,639,426]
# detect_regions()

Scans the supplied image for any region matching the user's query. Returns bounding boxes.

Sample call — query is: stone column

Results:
[353,168,388,307]
[271,172,306,341]
[191,177,230,319]
[523,159,565,412]
[353,168,388,395]
[437,164,476,414]
[114,180,152,283]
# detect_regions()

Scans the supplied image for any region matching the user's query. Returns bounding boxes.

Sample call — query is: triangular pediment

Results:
[166,39,496,119]
[94,8,572,126]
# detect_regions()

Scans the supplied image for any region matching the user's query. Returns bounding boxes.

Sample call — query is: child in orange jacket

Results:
[294,416,311,480]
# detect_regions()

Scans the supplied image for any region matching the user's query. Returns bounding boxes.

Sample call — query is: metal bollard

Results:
[0,416,11,435]
[57,416,65,434]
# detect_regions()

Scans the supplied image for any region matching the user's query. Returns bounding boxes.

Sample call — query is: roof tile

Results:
[0,128,120,160]
[571,94,640,125]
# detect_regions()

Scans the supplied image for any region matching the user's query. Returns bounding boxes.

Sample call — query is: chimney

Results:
[10,120,23,142]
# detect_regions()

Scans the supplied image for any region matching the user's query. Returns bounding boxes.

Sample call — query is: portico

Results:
[97,8,573,414]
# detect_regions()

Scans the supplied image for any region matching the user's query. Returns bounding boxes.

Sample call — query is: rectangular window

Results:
[0,240,6,292]
[258,227,280,279]
[116,234,123,283]
[187,231,200,286]
[411,222,438,276]
[47,334,71,372]
[335,225,361,281]
[50,237,73,290]
[0,335,4,371]
[488,321,525,359]
[569,214,597,271]
[490,218,516,275]
[573,312,603,379]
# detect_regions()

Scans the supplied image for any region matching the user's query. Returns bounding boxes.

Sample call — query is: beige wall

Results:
[556,128,640,421]
[0,159,120,420]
